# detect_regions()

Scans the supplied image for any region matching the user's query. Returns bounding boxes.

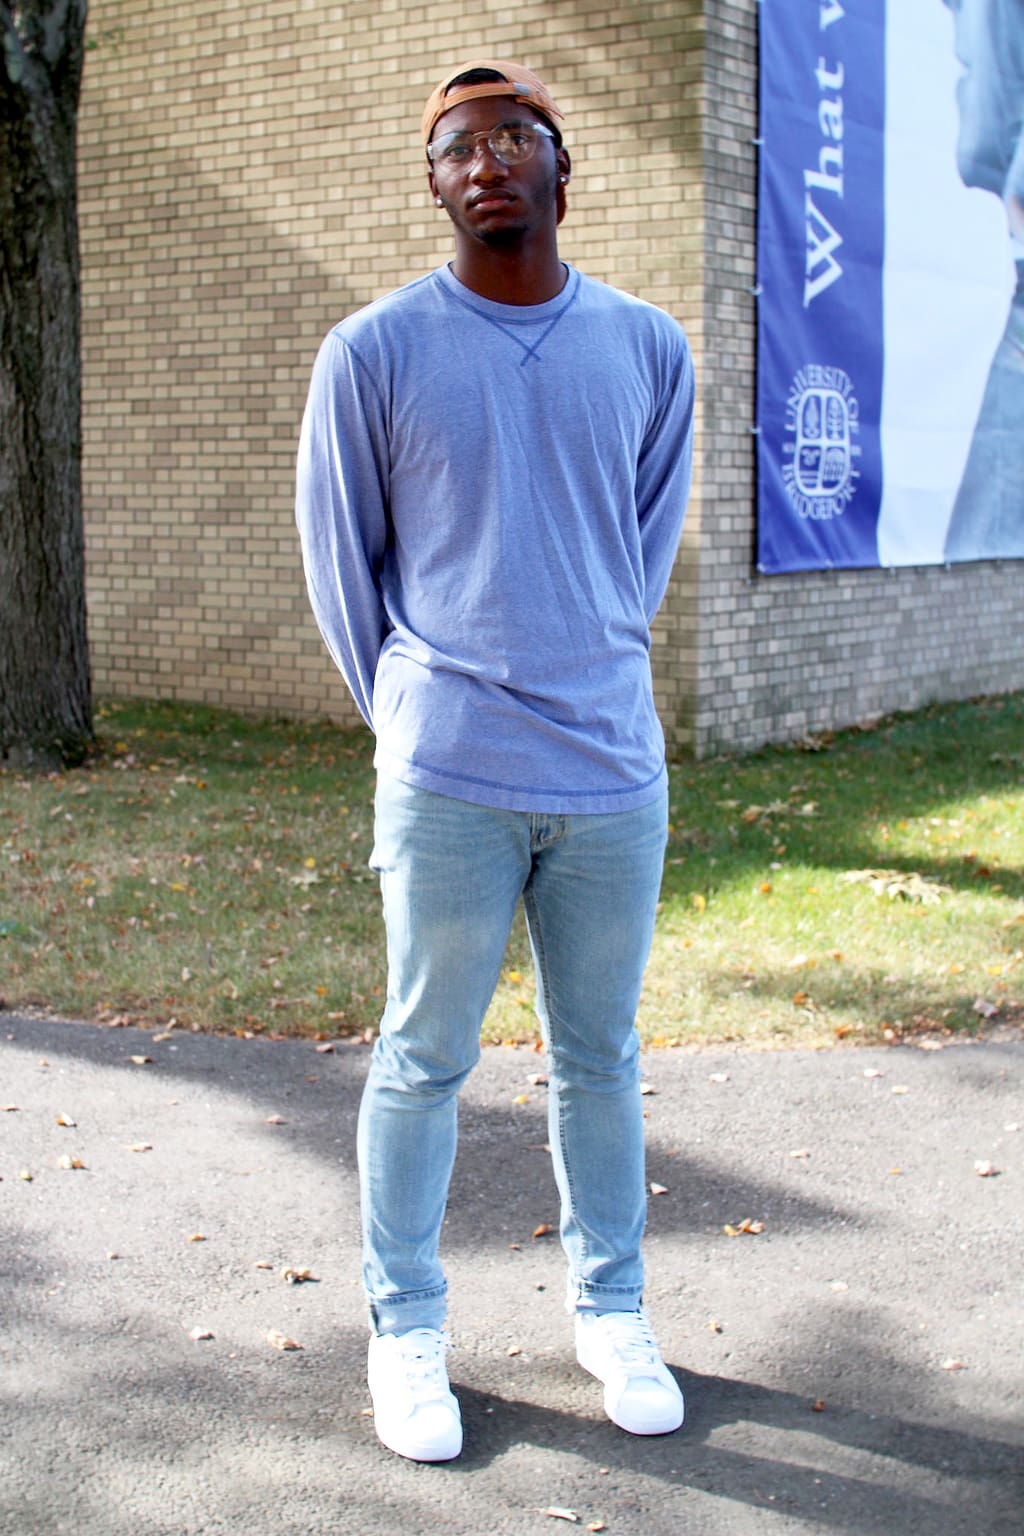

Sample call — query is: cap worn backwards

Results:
[421,59,565,147]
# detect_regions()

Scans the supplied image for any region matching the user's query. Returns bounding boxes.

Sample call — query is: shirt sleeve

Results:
[634,331,696,627]
[295,330,391,730]
[951,0,1024,200]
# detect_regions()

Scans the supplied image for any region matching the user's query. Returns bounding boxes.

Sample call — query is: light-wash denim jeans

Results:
[357,770,669,1336]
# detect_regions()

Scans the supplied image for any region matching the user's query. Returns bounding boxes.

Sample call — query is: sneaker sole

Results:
[373,1418,463,1462]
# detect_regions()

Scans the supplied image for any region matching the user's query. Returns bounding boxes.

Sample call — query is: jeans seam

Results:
[524,882,589,1279]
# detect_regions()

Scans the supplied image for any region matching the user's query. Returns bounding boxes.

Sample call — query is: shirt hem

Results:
[373,746,668,816]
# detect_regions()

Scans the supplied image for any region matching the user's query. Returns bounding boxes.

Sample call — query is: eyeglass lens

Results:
[432,123,547,166]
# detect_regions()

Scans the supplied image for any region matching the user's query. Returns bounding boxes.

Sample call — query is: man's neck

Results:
[450,242,567,306]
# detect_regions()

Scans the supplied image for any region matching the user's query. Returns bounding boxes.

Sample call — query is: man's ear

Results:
[428,167,443,207]
[555,147,572,225]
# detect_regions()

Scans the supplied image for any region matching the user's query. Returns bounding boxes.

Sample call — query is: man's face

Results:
[427,95,569,246]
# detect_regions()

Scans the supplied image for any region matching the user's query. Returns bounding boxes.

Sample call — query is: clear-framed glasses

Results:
[427,120,555,168]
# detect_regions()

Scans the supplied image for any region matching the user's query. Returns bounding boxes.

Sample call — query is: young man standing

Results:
[296,61,694,1462]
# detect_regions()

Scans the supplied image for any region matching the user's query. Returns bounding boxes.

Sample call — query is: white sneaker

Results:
[575,1309,684,1435]
[367,1327,463,1462]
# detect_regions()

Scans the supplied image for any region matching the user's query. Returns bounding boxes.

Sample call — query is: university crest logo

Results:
[781,364,861,520]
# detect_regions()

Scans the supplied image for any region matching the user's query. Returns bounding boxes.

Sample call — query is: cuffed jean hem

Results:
[368,1284,448,1337]
[567,1280,645,1315]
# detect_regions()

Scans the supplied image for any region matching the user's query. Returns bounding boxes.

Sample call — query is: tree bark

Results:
[0,0,91,769]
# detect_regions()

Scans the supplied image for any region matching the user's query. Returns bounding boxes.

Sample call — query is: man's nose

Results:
[469,141,508,176]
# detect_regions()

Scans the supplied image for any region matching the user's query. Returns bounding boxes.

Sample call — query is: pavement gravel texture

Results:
[0,1012,1021,1536]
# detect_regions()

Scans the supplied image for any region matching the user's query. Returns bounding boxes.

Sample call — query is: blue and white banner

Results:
[756,0,1024,572]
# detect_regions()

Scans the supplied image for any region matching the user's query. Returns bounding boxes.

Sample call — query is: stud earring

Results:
[435,196,444,206]
[559,176,568,184]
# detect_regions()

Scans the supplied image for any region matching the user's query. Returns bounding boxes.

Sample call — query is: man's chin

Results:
[478,225,528,249]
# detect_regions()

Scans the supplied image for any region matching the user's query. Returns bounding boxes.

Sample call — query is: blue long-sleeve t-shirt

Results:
[295,262,695,815]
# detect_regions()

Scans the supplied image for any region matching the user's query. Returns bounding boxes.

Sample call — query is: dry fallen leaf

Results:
[527,1073,548,1087]
[56,1113,76,1127]
[254,1260,274,1270]
[540,1511,580,1525]
[708,1319,724,1334]
[290,868,320,888]
[127,1142,153,1153]
[282,1266,318,1285]
[314,1042,335,1054]
[649,1182,669,1196]
[189,1326,214,1342]
[840,868,951,903]
[723,1217,764,1236]
[265,1114,287,1125]
[941,1357,966,1371]
[708,1072,729,1084]
[532,1223,554,1239]
[812,1399,826,1413]
[506,1344,522,1357]
[1,1105,19,1112]
[974,1160,999,1177]
[640,1082,656,1096]
[790,1148,811,1159]
[129,1055,152,1066]
[266,1330,302,1351]
[18,1169,32,1182]
[56,1155,86,1170]
[187,1233,207,1244]
[512,1093,530,1105]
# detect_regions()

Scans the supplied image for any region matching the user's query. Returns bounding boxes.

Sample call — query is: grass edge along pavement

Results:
[0,693,1022,1051]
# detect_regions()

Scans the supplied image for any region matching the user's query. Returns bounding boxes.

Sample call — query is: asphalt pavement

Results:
[0,1011,1021,1536]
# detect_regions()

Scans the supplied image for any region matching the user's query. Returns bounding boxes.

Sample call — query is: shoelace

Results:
[394,1332,452,1398]
[595,1314,663,1373]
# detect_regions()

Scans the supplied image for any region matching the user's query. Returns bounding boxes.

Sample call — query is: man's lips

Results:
[467,191,516,210]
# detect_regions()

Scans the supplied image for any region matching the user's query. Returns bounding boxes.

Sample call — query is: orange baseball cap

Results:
[421,60,565,146]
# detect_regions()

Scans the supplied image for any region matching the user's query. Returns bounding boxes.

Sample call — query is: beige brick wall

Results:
[78,0,1024,759]
[78,0,706,746]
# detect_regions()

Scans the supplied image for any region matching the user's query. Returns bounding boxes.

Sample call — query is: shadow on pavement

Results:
[1,1012,1021,1535]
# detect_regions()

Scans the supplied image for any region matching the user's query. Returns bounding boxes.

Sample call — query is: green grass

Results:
[1,695,1022,1048]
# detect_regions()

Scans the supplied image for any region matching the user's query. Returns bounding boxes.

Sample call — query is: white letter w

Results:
[803,193,843,305]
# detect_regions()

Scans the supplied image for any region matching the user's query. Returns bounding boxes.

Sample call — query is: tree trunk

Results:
[0,0,91,769]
